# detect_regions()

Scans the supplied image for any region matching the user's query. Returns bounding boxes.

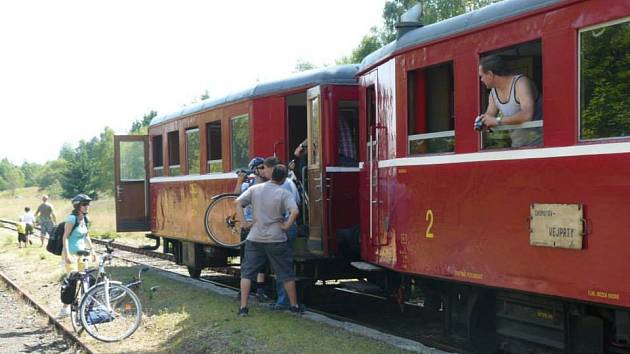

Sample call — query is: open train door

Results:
[114,135,150,232]
[306,86,324,253]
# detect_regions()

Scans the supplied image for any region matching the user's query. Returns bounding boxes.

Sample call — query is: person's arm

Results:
[51,207,57,224]
[294,139,307,158]
[477,93,499,127]
[507,77,537,124]
[281,194,299,231]
[281,206,299,231]
[234,200,252,230]
[234,172,247,194]
[482,77,536,127]
[235,189,253,229]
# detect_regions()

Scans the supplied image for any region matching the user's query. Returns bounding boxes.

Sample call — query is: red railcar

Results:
[114,0,630,351]
[357,0,630,352]
[114,65,361,278]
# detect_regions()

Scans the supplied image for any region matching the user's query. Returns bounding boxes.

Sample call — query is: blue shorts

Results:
[241,241,295,283]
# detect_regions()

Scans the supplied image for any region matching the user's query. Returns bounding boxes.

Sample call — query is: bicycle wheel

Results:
[204,193,245,248]
[79,283,142,342]
[71,273,96,333]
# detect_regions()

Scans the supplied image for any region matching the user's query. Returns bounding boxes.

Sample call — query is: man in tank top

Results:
[476,55,543,147]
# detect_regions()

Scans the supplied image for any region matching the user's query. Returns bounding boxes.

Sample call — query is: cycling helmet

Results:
[248,157,265,170]
[71,194,92,206]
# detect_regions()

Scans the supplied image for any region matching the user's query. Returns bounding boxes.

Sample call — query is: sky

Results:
[0,0,387,165]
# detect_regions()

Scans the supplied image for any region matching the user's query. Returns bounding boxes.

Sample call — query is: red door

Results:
[114,135,150,231]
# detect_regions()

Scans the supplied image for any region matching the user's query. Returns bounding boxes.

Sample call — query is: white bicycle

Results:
[68,241,146,342]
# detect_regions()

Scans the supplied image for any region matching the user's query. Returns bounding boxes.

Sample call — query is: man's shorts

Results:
[241,241,295,283]
[40,219,55,236]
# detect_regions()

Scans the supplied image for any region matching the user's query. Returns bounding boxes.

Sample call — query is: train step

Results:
[350,261,384,272]
[335,280,387,300]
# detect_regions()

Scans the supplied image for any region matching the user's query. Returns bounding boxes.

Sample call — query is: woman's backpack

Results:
[60,271,81,304]
[46,215,89,256]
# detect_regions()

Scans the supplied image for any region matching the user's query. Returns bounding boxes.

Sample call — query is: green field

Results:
[0,187,147,245]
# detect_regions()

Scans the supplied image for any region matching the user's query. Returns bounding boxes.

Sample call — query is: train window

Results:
[580,18,630,141]
[231,114,249,171]
[479,41,543,149]
[167,131,180,176]
[119,141,146,181]
[309,96,321,167]
[366,85,376,161]
[338,100,359,166]
[152,135,163,177]
[407,62,454,154]
[186,128,200,175]
[206,121,222,173]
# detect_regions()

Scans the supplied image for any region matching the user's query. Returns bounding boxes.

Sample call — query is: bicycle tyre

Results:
[79,283,142,342]
[71,273,96,333]
[204,193,245,248]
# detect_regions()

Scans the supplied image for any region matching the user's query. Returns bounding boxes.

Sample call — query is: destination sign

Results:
[530,203,584,250]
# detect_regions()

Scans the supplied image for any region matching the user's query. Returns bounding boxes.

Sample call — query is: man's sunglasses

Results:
[80,202,91,206]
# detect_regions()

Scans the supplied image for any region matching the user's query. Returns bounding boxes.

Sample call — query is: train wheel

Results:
[187,266,202,279]
[204,193,245,248]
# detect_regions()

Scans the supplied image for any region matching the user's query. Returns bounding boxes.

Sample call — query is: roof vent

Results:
[395,3,423,40]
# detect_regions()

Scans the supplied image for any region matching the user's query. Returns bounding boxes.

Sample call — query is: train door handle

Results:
[116,186,124,202]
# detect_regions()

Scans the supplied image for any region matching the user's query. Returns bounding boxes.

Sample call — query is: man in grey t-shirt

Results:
[35,195,56,247]
[235,164,300,316]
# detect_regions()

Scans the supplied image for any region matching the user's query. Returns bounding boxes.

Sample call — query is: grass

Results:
[0,228,414,354]
[0,187,148,246]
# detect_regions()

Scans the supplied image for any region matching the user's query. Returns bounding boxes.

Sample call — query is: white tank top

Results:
[490,75,543,147]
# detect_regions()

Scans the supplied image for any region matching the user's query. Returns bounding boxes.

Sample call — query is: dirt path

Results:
[0,282,74,354]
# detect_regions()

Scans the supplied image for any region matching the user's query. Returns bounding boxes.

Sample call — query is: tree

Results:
[294,59,317,72]
[20,161,43,187]
[0,158,25,193]
[36,159,66,193]
[60,143,99,199]
[337,28,383,65]
[91,127,115,195]
[130,111,157,135]
[341,0,502,63]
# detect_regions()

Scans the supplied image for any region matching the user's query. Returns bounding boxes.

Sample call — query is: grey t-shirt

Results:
[36,202,54,220]
[237,181,298,243]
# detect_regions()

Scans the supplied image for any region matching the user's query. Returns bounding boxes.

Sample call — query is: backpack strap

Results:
[69,214,87,233]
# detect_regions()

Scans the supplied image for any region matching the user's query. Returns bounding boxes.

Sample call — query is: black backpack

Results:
[46,215,89,256]
[60,271,81,304]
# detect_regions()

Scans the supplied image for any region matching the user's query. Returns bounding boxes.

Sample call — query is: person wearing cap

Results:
[58,193,96,318]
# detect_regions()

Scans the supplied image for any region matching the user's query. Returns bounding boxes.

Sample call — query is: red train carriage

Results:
[356,0,630,352]
[114,65,362,278]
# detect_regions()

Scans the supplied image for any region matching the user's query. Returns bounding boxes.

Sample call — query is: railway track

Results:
[0,219,454,353]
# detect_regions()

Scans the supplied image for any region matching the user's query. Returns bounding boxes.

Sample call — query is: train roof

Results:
[359,0,564,73]
[150,64,359,127]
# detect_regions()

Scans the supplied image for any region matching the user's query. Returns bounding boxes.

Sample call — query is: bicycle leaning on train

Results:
[61,240,149,342]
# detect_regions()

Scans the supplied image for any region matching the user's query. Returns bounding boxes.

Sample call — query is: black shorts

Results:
[241,241,294,283]
[18,233,27,243]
